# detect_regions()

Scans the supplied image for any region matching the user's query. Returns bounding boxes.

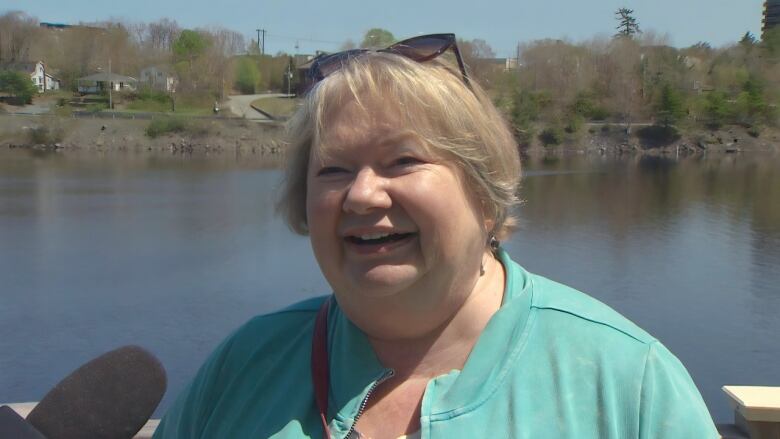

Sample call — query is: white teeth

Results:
[359,232,391,240]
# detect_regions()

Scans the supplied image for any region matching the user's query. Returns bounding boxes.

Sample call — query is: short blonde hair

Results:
[277,52,521,241]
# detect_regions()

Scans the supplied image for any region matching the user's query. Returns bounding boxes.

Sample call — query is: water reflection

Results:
[0,148,778,422]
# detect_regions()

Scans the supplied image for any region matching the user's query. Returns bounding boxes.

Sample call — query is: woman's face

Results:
[306,96,491,330]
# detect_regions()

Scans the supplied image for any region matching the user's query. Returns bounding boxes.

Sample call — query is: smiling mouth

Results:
[345,232,416,245]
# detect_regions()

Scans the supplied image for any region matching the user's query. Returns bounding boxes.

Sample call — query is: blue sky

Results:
[3,0,766,57]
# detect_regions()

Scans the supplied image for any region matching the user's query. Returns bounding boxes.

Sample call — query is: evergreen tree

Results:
[655,82,684,127]
[704,91,729,128]
[740,31,757,47]
[615,8,641,39]
[0,70,37,104]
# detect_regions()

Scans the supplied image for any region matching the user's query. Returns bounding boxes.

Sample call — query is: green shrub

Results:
[588,106,611,121]
[571,91,610,121]
[636,125,681,148]
[135,88,171,103]
[703,91,729,129]
[145,117,210,138]
[0,70,37,104]
[564,114,584,134]
[146,117,188,138]
[27,125,65,145]
[539,126,564,146]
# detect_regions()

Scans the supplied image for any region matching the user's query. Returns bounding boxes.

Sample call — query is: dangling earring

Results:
[488,233,500,253]
[481,233,499,277]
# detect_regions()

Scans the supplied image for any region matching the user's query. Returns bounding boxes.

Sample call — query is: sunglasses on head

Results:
[306,33,472,92]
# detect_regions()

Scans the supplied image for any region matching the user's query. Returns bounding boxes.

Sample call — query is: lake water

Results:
[1,147,778,422]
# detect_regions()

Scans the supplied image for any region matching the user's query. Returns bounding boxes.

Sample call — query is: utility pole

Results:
[260,29,266,55]
[256,29,261,53]
[255,29,266,55]
[108,58,112,110]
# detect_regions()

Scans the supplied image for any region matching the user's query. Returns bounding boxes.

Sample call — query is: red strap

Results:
[311,297,332,439]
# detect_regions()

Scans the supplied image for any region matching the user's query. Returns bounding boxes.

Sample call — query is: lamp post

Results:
[286,59,293,96]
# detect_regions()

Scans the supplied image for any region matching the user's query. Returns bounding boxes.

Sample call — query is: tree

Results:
[234,56,260,94]
[0,11,40,62]
[654,82,684,126]
[614,8,641,39]
[762,26,780,63]
[173,30,209,68]
[458,38,497,84]
[740,32,757,48]
[360,28,395,49]
[0,70,37,104]
[703,91,729,128]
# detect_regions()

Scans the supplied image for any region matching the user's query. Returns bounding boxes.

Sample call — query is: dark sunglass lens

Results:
[391,36,450,61]
[311,49,367,80]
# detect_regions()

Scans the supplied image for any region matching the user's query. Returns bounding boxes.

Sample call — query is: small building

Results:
[0,60,60,92]
[139,65,176,92]
[77,72,137,94]
[293,53,325,95]
[480,57,519,71]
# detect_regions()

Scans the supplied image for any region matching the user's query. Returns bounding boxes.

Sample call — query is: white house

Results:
[0,60,60,92]
[139,65,176,92]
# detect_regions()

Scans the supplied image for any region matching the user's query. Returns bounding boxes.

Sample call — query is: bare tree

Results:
[207,27,246,57]
[146,18,180,53]
[0,11,40,62]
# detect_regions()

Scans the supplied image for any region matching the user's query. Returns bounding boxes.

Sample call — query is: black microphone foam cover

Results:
[0,405,46,439]
[26,345,167,439]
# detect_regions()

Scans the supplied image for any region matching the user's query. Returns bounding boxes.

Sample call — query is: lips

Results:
[345,232,416,245]
[342,231,418,255]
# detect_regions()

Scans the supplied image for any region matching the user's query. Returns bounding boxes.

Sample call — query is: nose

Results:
[342,167,391,214]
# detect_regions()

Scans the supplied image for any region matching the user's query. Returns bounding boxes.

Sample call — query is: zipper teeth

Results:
[345,369,395,438]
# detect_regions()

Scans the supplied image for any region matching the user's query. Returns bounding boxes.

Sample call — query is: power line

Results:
[265,32,341,46]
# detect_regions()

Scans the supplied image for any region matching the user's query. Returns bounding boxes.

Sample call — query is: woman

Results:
[154,34,718,438]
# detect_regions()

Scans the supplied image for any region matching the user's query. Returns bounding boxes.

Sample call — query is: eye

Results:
[316,166,348,176]
[393,156,423,166]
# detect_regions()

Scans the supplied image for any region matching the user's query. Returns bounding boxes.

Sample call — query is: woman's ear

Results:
[482,206,497,241]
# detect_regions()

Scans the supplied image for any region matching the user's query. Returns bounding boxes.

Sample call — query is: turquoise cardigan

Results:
[154,251,718,438]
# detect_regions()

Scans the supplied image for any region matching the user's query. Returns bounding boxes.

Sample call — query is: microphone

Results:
[0,405,46,438]
[22,345,167,439]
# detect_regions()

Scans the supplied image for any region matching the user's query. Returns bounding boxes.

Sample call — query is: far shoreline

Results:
[1,114,778,159]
